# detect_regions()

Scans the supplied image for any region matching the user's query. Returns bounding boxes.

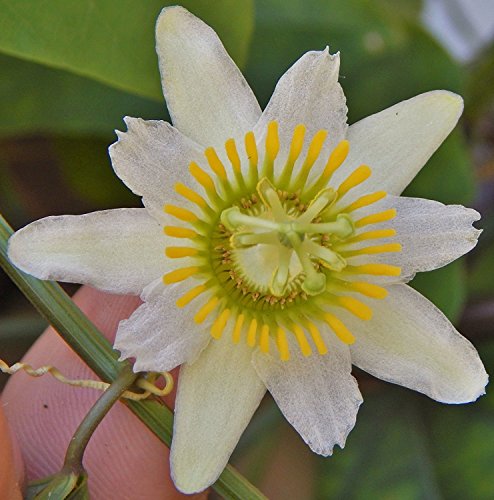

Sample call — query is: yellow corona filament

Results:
[211,309,230,339]
[292,324,312,357]
[355,209,397,228]
[247,318,258,347]
[276,327,290,361]
[345,228,396,244]
[322,139,350,180]
[163,204,198,222]
[245,131,259,183]
[263,121,280,179]
[164,226,198,239]
[165,247,199,258]
[343,243,402,257]
[225,138,242,173]
[342,191,387,213]
[287,124,306,165]
[334,295,373,320]
[323,313,355,344]
[194,297,219,324]
[348,263,401,276]
[189,161,217,193]
[337,165,372,198]
[205,147,228,180]
[163,266,199,284]
[346,281,388,299]
[296,129,328,186]
[306,322,328,355]
[265,121,280,161]
[176,284,207,308]
[259,324,270,353]
[174,183,207,208]
[232,314,245,343]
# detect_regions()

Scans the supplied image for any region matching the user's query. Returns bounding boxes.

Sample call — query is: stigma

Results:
[162,121,402,361]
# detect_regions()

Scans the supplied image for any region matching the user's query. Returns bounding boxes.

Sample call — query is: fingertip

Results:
[0,404,24,499]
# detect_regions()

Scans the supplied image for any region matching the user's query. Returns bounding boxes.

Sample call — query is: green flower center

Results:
[162,121,401,360]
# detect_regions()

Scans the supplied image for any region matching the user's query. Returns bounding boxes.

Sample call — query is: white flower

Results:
[8,6,488,494]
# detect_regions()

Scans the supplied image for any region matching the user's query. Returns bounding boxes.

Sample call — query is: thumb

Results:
[2,286,204,499]
[0,404,24,499]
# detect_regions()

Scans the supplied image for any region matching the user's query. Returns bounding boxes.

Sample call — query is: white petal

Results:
[156,6,261,148]
[171,337,266,493]
[115,279,210,372]
[349,284,488,403]
[252,334,363,456]
[8,209,164,295]
[378,196,480,277]
[109,117,204,219]
[254,49,347,169]
[337,91,463,196]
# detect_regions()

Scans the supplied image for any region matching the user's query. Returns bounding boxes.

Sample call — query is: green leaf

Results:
[0,214,266,500]
[0,53,162,137]
[317,388,442,500]
[0,0,254,100]
[468,242,494,297]
[246,0,471,202]
[410,260,466,323]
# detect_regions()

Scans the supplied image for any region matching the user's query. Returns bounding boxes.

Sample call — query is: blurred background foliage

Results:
[1,0,493,498]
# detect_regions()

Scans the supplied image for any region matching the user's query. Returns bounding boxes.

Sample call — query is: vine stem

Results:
[63,366,139,474]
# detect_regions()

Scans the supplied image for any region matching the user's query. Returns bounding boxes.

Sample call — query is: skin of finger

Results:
[0,405,24,500]
[2,286,206,500]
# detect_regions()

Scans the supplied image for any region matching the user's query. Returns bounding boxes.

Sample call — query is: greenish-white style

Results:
[8,6,488,494]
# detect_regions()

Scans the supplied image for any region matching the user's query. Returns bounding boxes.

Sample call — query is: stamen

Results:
[292,324,312,356]
[276,327,290,361]
[164,204,198,222]
[259,324,270,353]
[165,247,199,258]
[231,232,279,248]
[194,297,219,324]
[323,313,355,344]
[164,226,198,239]
[221,207,279,232]
[232,314,245,343]
[333,295,373,320]
[337,165,372,198]
[247,318,258,347]
[297,188,336,224]
[163,266,199,284]
[342,243,402,257]
[297,213,354,239]
[355,209,397,228]
[176,284,207,307]
[347,263,401,276]
[306,322,328,355]
[257,178,287,221]
[345,228,396,244]
[271,246,292,296]
[211,309,230,339]
[341,191,386,213]
[279,124,306,186]
[205,147,228,180]
[294,129,328,188]
[303,240,347,271]
[289,233,326,295]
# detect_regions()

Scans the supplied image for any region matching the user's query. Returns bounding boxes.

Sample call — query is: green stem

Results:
[0,214,266,500]
[63,367,138,474]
